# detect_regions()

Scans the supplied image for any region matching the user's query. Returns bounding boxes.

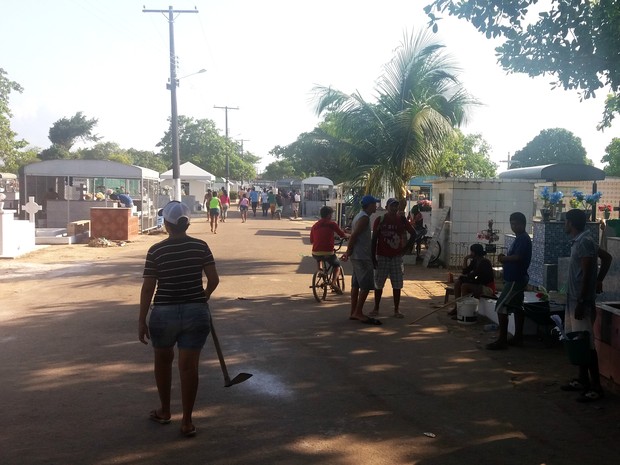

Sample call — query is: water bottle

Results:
[483,323,498,332]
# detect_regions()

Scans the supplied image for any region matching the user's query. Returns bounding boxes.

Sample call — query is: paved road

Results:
[0,209,618,465]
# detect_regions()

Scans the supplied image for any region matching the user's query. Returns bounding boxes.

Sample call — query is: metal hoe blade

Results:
[210,314,253,388]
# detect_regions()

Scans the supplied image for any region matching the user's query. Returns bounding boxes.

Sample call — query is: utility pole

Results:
[143,5,198,201]
[214,105,239,193]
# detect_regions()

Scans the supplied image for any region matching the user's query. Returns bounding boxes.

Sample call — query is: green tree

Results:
[510,128,589,168]
[78,142,131,164]
[268,124,351,183]
[425,0,620,127]
[601,138,620,176]
[158,116,257,181]
[313,30,475,201]
[0,68,29,172]
[126,148,168,173]
[48,111,100,151]
[434,130,497,177]
[261,159,298,181]
[1,147,39,173]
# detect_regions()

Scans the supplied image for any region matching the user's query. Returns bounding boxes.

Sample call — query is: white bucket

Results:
[457,297,478,325]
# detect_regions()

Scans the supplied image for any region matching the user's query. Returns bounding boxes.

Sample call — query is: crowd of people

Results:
[138,192,613,439]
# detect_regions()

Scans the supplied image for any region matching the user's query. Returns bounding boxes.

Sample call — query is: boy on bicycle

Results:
[310,206,348,294]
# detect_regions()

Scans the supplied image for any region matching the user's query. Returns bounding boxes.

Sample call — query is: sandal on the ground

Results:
[486,340,508,350]
[181,425,197,437]
[561,379,588,392]
[393,312,404,319]
[576,389,604,403]
[368,310,379,317]
[361,317,382,325]
[150,410,171,425]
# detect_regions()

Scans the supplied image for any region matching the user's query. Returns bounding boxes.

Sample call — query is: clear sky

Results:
[3,0,619,172]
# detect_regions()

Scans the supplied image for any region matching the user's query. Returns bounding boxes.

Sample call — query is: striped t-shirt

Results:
[143,236,215,304]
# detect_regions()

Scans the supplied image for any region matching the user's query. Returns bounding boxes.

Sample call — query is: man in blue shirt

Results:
[249,188,259,217]
[110,192,134,208]
[487,212,532,350]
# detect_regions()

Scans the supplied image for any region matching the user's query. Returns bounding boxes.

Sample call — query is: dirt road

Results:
[1,210,618,465]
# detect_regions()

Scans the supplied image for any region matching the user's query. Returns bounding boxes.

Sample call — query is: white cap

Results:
[159,201,191,225]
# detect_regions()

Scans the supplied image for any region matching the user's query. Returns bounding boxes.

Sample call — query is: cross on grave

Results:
[76,183,88,200]
[24,196,42,223]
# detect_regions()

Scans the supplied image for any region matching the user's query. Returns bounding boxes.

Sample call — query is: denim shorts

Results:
[149,302,211,349]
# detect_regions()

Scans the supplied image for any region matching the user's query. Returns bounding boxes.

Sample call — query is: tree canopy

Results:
[425,0,620,127]
[310,30,476,201]
[157,116,258,182]
[0,68,31,172]
[509,128,589,168]
[433,130,497,177]
[601,138,620,176]
[47,111,100,151]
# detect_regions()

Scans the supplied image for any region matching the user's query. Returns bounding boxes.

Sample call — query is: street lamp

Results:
[167,68,207,201]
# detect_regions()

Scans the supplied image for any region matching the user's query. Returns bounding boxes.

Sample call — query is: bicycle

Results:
[310,238,346,302]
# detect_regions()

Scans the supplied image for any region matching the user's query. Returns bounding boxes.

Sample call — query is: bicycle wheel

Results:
[428,240,441,264]
[336,270,346,293]
[312,271,328,302]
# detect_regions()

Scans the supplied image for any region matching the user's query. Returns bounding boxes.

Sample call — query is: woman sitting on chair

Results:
[448,243,496,316]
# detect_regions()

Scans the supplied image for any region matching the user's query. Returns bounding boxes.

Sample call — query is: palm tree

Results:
[313,30,476,203]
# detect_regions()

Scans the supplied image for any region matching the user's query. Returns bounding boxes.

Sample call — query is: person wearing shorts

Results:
[342,195,381,325]
[239,193,249,223]
[209,195,222,234]
[560,209,611,402]
[370,198,417,319]
[310,206,348,294]
[249,188,259,217]
[139,201,220,438]
[486,212,532,350]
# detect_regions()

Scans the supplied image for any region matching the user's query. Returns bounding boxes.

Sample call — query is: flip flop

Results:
[360,317,382,325]
[150,410,171,425]
[181,426,197,437]
[393,312,405,319]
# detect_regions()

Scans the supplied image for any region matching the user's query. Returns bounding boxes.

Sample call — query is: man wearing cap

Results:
[139,200,220,437]
[370,198,418,319]
[342,195,382,325]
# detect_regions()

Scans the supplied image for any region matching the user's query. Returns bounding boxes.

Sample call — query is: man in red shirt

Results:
[310,206,348,293]
[371,198,417,318]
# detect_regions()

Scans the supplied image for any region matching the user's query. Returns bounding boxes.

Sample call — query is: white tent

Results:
[160,162,215,211]
[160,161,216,181]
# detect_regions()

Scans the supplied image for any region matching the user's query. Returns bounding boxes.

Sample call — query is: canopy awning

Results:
[498,164,605,182]
[160,161,215,180]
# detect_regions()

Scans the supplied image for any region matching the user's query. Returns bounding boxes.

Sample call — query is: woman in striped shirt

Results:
[139,201,220,438]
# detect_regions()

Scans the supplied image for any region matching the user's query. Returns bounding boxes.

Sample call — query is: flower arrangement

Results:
[105,188,114,196]
[598,203,612,213]
[570,190,602,212]
[95,192,105,201]
[477,219,500,242]
[539,186,564,208]
[536,287,549,302]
